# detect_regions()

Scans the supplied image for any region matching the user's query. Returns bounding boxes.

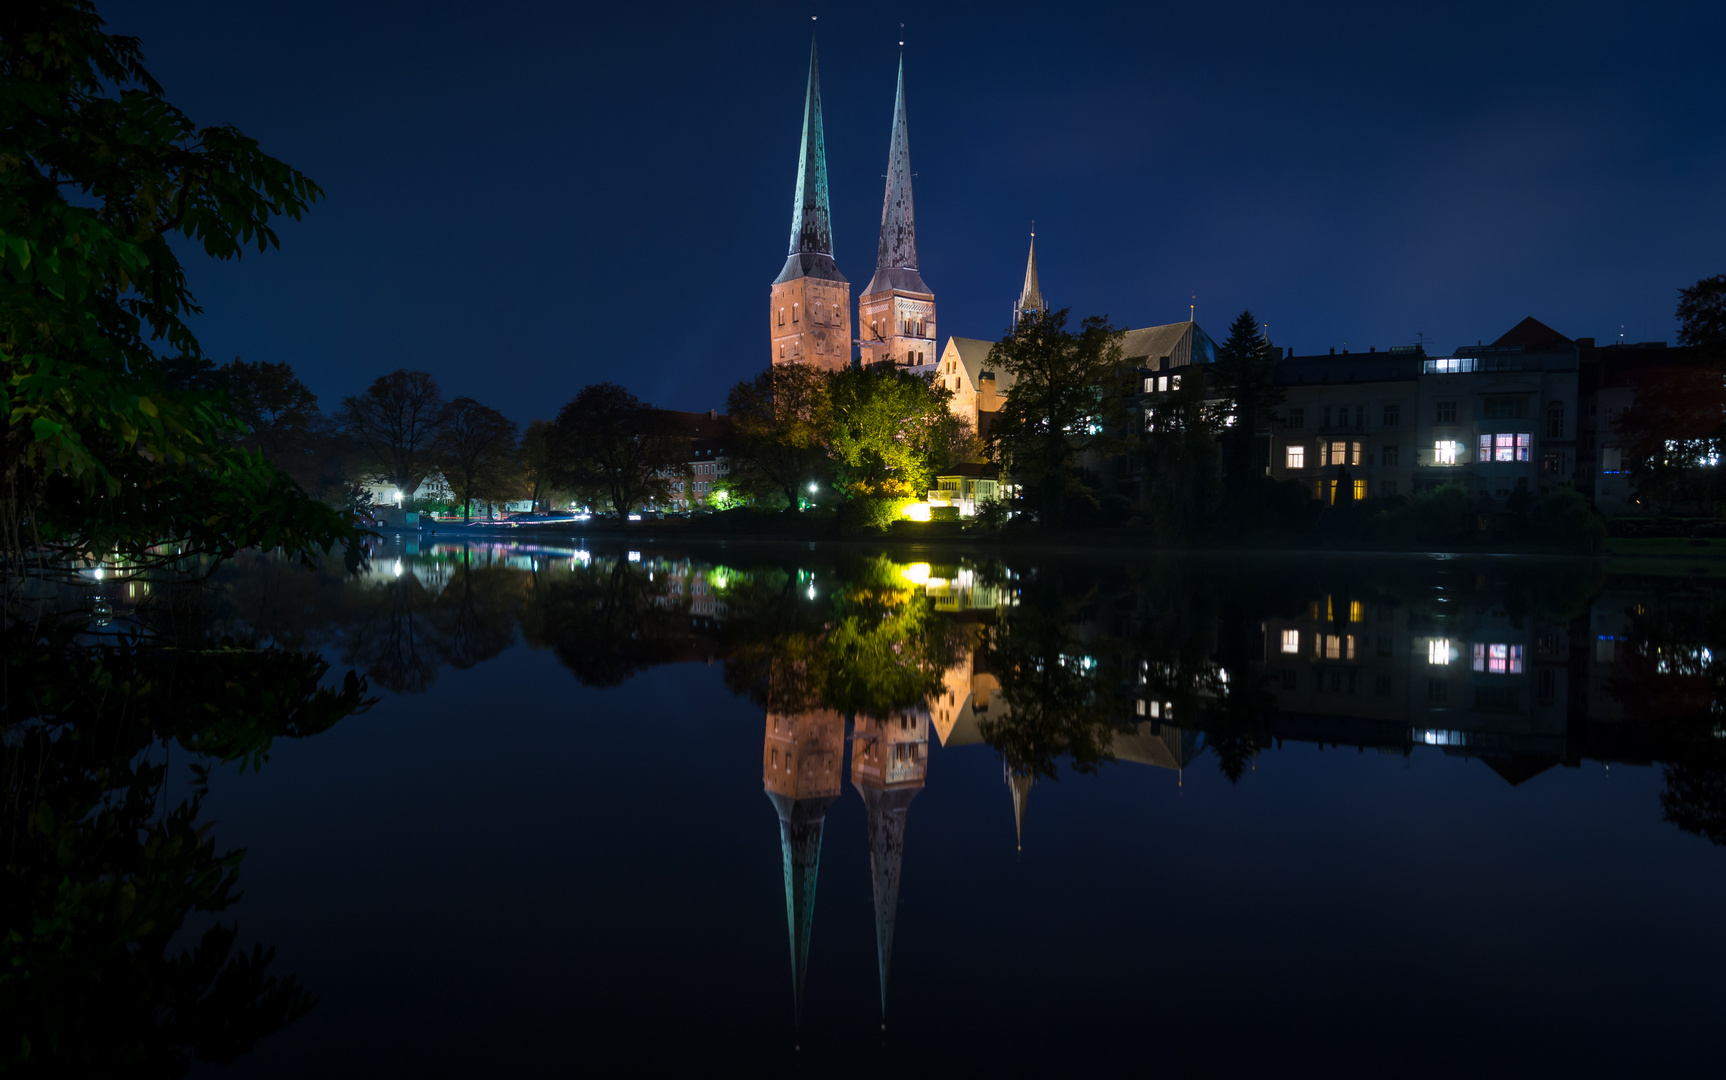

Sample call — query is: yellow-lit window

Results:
[1349,600,1364,623]
[1325,634,1341,660]
[1346,635,1356,659]
[1281,629,1300,654]
[1353,479,1368,501]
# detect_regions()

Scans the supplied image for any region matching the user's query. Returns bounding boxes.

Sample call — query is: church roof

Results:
[776,39,845,286]
[863,54,928,299]
[1491,316,1573,352]
[767,790,838,1025]
[855,783,920,1019]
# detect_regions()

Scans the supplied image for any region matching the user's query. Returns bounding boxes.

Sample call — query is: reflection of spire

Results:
[857,785,917,1019]
[769,789,837,1024]
[851,708,928,1024]
[1005,764,1033,851]
[763,710,844,1027]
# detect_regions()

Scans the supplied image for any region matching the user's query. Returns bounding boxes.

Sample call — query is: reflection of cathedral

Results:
[850,707,928,1021]
[762,709,844,1021]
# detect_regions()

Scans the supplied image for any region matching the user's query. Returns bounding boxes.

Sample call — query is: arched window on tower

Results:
[792,303,799,323]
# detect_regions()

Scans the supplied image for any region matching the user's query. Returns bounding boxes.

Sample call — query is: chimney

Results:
[1369,346,1376,353]
[1329,347,1335,355]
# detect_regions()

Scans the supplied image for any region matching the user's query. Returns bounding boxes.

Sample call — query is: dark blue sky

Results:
[109,0,1726,424]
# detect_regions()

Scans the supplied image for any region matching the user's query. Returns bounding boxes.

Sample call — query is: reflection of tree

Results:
[981,576,1129,779]
[436,554,530,670]
[721,556,966,716]
[0,630,370,1074]
[522,558,691,687]
[1606,591,1726,844]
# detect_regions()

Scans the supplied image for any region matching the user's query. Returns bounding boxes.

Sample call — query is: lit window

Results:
[1428,638,1450,665]
[1286,445,1306,469]
[1171,374,1182,390]
[1349,601,1364,623]
[1351,441,1363,466]
[1353,479,1367,501]
[1517,434,1531,461]
[1281,629,1300,654]
[1495,433,1515,462]
[1331,440,1348,463]
[1325,634,1341,660]
[1143,377,1154,392]
[1434,440,1458,465]
[1346,635,1357,660]
[1159,375,1169,392]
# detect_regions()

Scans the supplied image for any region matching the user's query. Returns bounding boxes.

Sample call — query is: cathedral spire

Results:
[862,53,929,300]
[1012,229,1048,329]
[858,785,918,1021]
[1007,767,1033,851]
[788,38,833,260]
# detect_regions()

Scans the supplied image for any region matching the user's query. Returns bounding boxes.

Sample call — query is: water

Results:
[154,539,1726,1074]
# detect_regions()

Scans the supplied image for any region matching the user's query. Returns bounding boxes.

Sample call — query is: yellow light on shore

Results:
[901,501,931,522]
[900,562,931,585]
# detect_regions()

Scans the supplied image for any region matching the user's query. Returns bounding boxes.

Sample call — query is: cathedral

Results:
[769,33,1213,446]
[770,38,937,372]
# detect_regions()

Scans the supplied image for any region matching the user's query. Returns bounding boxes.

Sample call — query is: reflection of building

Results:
[762,709,844,1021]
[1257,590,1574,784]
[851,706,929,1019]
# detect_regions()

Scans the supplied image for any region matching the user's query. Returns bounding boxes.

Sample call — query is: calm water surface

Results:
[180,539,1726,1076]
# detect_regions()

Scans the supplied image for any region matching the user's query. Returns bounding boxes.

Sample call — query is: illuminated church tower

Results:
[770,40,850,371]
[850,706,929,1023]
[858,54,935,369]
[762,709,845,1024]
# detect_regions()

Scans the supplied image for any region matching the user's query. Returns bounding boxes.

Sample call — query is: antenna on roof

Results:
[900,21,905,47]
[1190,292,1196,322]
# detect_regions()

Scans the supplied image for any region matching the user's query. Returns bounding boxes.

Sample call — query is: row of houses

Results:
[931,314,1687,517]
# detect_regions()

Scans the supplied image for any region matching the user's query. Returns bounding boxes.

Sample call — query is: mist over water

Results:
[177,540,1726,1074]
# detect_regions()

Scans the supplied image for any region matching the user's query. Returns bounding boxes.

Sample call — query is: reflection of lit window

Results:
[1325,634,1341,660]
[1281,629,1300,654]
[1473,643,1524,674]
[1286,445,1305,469]
[1428,638,1450,665]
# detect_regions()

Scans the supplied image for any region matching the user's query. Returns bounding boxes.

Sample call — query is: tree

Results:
[548,384,685,520]
[726,364,832,509]
[1140,359,1224,540]
[1,0,357,606]
[437,397,519,521]
[826,365,963,502]
[339,369,447,504]
[985,309,1129,526]
[1211,310,1284,499]
[1677,274,1726,358]
[521,419,555,511]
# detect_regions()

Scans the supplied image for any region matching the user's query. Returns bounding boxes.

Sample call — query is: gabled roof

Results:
[943,336,1016,395]
[1119,320,1214,367]
[1491,316,1572,352]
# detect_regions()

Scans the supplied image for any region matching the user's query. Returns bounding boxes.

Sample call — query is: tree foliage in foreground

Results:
[1,0,358,605]
[985,309,1129,524]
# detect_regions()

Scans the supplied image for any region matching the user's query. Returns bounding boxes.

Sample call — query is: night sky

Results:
[106,0,1726,426]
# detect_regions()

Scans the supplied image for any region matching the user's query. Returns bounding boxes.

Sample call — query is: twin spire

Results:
[1013,231,1048,329]
[779,35,927,296]
[864,54,928,298]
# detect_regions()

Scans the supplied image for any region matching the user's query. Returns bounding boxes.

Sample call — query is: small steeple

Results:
[1012,229,1048,330]
[776,38,844,286]
[862,52,929,298]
